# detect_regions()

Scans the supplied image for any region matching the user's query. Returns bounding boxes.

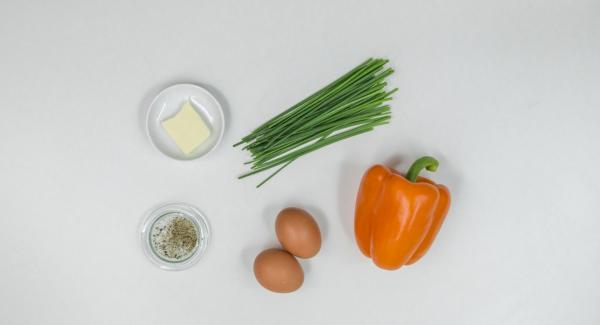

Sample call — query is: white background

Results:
[1,1,599,324]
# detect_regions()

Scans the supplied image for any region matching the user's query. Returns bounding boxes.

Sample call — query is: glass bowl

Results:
[140,202,210,270]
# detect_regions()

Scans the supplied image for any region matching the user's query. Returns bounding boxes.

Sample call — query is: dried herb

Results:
[151,215,198,261]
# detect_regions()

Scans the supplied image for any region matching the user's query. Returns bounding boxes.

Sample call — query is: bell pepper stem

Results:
[406,156,439,182]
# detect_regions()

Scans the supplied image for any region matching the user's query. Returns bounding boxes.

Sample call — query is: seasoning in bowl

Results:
[140,202,210,270]
[150,213,198,262]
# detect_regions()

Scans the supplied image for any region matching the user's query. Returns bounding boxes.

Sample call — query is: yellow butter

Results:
[162,101,211,155]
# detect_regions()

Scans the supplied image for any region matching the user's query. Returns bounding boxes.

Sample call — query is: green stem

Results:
[405,156,439,182]
[234,57,396,186]
[256,160,294,188]
[244,58,382,138]
[238,124,376,179]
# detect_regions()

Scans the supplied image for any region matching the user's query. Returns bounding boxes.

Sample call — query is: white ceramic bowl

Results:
[146,83,225,160]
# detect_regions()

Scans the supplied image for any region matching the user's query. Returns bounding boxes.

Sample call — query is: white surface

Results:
[147,84,225,160]
[0,1,599,324]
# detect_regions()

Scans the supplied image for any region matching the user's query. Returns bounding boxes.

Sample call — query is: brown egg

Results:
[275,207,322,258]
[253,248,304,293]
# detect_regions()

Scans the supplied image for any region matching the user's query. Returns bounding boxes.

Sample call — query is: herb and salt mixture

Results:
[150,213,199,262]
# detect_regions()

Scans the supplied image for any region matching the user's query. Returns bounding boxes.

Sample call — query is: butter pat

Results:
[162,101,212,155]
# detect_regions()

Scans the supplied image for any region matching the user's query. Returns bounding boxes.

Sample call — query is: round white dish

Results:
[146,83,225,160]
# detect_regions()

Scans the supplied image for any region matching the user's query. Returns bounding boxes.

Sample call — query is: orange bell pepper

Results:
[354,156,450,270]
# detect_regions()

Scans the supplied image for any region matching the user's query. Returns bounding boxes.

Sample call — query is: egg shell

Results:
[253,248,304,293]
[275,207,322,258]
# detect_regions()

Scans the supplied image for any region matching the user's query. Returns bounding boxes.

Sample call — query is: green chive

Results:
[235,58,396,187]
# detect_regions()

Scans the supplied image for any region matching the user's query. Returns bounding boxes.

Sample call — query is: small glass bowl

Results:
[140,202,210,270]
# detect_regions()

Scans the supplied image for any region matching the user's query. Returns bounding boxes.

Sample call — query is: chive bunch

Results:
[235,58,397,187]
